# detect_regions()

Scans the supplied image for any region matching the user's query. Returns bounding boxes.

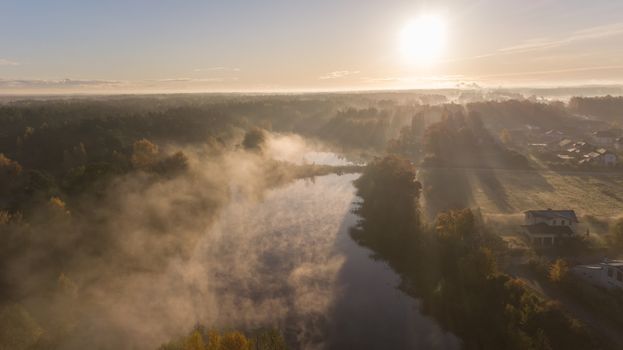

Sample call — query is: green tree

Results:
[242,128,266,151]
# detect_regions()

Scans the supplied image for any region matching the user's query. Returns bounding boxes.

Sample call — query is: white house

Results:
[557,138,573,151]
[571,260,623,290]
[522,209,578,246]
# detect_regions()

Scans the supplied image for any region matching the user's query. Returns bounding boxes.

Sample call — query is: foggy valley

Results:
[2,1,623,349]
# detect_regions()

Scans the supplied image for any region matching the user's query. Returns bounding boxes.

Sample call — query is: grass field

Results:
[420,167,623,236]
[467,169,623,217]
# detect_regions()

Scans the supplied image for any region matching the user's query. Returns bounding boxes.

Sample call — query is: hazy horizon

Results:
[2,0,623,94]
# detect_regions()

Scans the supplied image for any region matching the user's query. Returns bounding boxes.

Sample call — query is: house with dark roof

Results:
[593,130,618,147]
[522,209,579,246]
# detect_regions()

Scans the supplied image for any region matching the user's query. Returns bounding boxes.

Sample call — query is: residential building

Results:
[543,129,565,143]
[593,130,617,147]
[522,209,578,246]
[557,138,573,150]
[596,148,617,166]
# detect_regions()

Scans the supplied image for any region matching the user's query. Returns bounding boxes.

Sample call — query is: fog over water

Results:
[187,169,459,349]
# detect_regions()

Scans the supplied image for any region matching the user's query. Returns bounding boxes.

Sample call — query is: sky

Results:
[1,0,623,93]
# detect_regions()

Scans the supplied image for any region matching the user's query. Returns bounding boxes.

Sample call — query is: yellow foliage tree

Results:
[499,128,512,144]
[184,331,205,350]
[219,332,251,350]
[49,196,70,215]
[131,139,159,169]
[0,304,43,350]
[206,331,221,350]
[548,259,569,283]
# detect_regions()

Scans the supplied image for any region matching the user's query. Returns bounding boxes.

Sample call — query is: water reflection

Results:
[328,206,460,350]
[197,172,458,349]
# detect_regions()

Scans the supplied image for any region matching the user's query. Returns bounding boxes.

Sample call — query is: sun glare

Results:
[400,15,446,66]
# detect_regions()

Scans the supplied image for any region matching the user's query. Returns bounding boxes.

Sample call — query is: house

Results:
[571,259,623,290]
[593,130,617,147]
[581,151,602,166]
[543,129,565,143]
[556,154,575,162]
[596,148,617,166]
[557,138,573,151]
[522,209,578,246]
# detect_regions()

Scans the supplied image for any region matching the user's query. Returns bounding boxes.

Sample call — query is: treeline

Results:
[466,100,570,132]
[422,110,529,169]
[352,155,602,350]
[569,95,623,123]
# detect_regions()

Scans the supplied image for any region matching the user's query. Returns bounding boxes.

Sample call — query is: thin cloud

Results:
[473,64,623,79]
[0,78,122,89]
[0,58,20,66]
[499,23,623,54]
[156,77,238,83]
[193,67,241,72]
[319,70,360,80]
[445,22,623,63]
[361,75,464,84]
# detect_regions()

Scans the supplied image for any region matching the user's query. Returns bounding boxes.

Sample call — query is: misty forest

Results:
[0,90,622,350]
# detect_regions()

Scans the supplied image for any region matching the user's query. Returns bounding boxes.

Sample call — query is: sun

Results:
[400,15,446,65]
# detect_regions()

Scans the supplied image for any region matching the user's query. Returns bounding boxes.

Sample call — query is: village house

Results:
[571,259,623,290]
[522,209,578,246]
[557,138,573,151]
[593,130,618,147]
[543,129,565,143]
[596,148,617,166]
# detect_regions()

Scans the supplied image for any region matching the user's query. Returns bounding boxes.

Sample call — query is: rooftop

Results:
[524,209,578,223]
[522,223,575,236]
[594,130,617,138]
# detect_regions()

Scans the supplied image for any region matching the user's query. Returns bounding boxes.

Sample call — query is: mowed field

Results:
[420,167,623,219]
[468,168,623,218]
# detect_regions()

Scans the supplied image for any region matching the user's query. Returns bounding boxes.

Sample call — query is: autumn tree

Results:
[548,259,569,283]
[219,332,251,350]
[499,128,512,145]
[131,138,160,169]
[435,208,477,243]
[184,330,206,350]
[0,304,43,350]
[153,151,189,176]
[0,153,23,196]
